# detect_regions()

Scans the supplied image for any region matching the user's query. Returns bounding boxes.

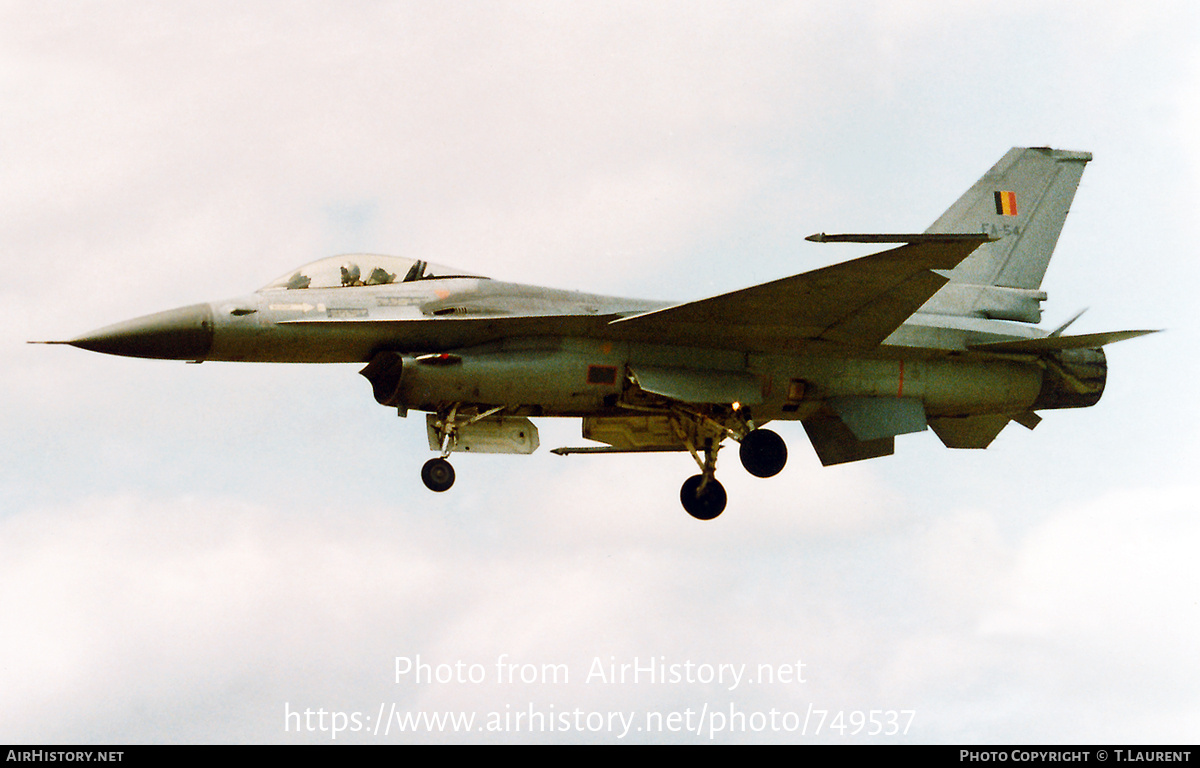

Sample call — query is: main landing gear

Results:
[680,438,726,521]
[680,474,726,520]
[678,428,787,520]
[739,427,787,478]
[672,406,787,521]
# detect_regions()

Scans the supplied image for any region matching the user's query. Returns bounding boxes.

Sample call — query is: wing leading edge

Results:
[608,234,991,350]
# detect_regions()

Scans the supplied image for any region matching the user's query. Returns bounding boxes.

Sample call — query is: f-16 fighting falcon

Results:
[39,148,1156,519]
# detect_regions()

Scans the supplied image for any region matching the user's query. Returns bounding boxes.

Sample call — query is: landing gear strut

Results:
[677,417,728,520]
[422,404,461,493]
[419,403,505,493]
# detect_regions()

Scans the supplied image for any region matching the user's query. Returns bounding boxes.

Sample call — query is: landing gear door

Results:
[426,414,540,454]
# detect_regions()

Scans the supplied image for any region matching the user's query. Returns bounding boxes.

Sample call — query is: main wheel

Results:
[739,428,787,478]
[421,457,456,492]
[680,475,727,520]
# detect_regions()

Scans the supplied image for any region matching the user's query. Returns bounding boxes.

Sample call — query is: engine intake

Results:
[360,351,405,407]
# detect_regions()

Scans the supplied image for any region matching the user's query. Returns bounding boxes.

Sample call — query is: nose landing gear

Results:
[419,404,509,493]
[421,457,456,492]
[421,404,461,492]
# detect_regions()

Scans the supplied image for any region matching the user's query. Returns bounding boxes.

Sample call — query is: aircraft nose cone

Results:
[68,303,214,360]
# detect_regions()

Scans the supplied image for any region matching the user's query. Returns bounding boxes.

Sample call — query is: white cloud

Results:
[984,486,1200,670]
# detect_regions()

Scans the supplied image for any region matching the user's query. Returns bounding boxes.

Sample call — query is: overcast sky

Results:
[2,1,1197,744]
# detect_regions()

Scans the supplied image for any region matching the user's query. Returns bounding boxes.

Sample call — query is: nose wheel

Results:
[421,457,456,492]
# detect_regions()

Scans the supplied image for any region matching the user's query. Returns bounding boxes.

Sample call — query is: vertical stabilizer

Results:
[926,147,1091,290]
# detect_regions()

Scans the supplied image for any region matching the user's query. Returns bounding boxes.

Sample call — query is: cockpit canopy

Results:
[261,254,485,291]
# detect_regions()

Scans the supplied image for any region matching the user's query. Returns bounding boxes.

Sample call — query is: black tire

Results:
[739,428,787,478]
[421,458,456,492]
[680,475,727,520]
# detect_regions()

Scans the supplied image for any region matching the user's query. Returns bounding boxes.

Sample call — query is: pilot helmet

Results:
[340,262,361,286]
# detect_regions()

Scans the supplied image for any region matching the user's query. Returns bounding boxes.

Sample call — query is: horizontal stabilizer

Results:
[970,329,1159,353]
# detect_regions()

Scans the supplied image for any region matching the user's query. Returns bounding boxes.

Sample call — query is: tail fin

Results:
[921,147,1091,323]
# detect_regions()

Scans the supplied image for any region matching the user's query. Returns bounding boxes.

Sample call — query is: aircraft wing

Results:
[608,234,990,350]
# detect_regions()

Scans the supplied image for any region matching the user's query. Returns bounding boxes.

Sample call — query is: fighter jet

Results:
[40,147,1155,519]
